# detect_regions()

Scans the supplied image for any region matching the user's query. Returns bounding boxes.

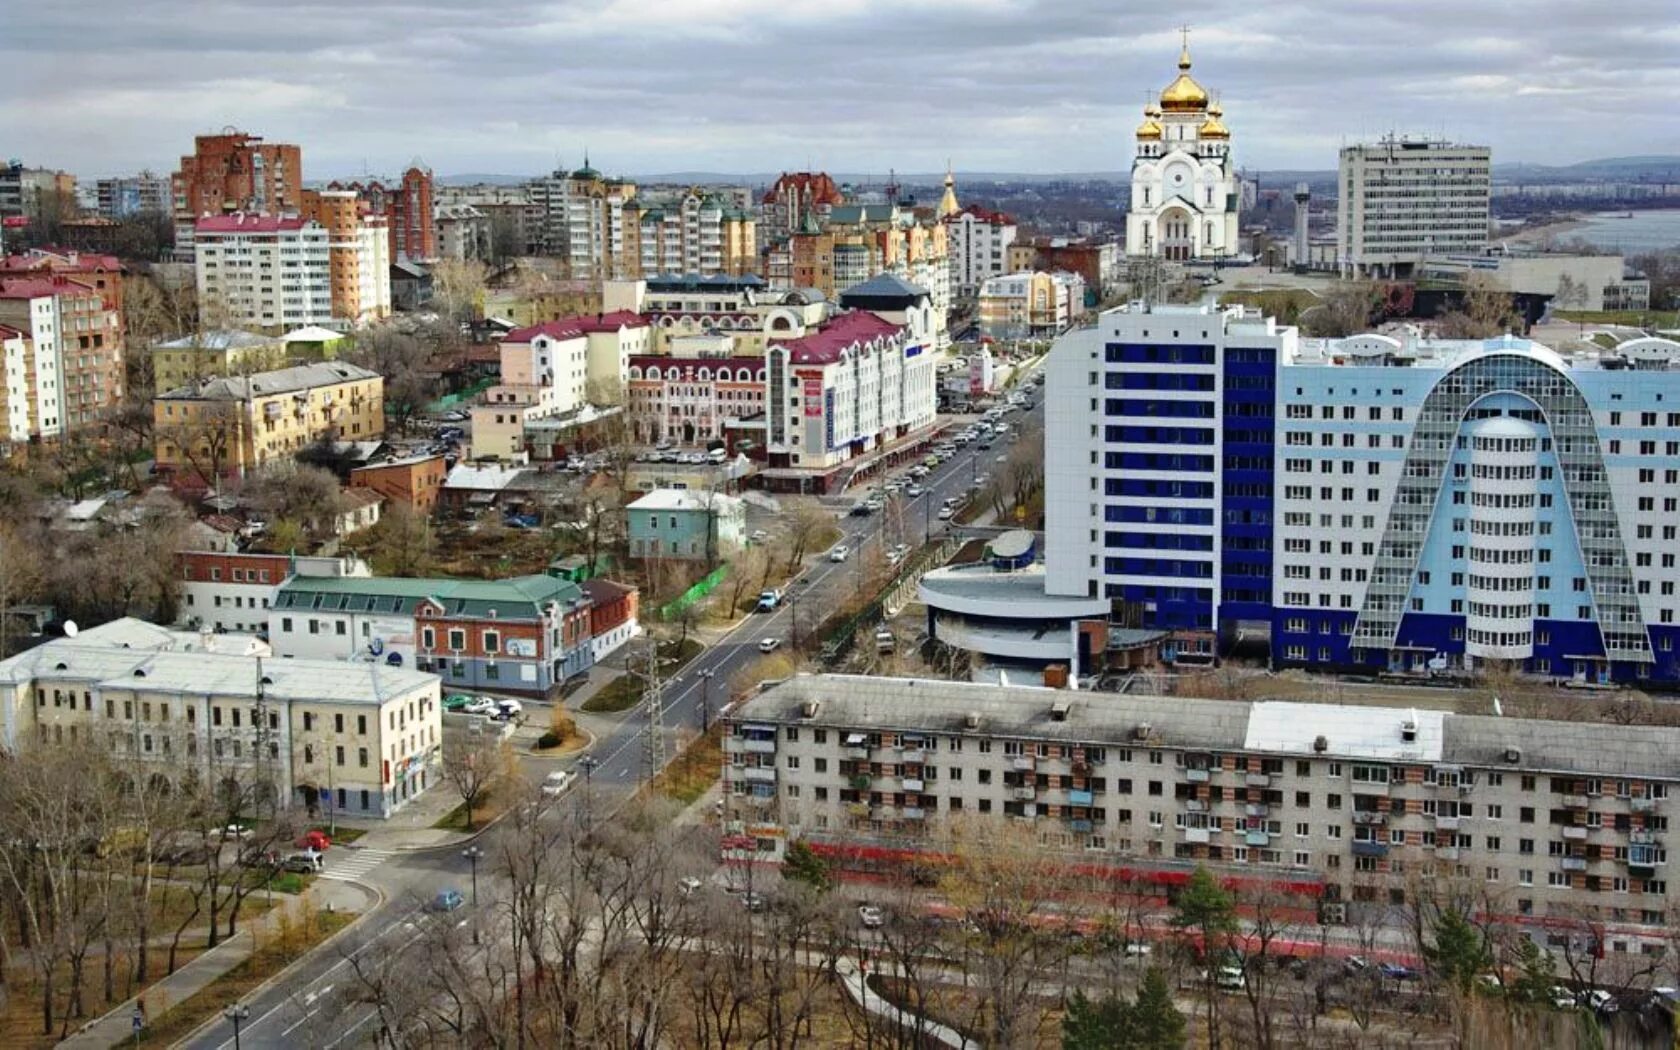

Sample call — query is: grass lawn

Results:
[1555,309,1678,327]
[647,726,724,805]
[133,909,354,1048]
[581,638,703,713]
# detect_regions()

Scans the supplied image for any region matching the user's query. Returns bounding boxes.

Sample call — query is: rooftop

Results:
[273,573,584,620]
[504,310,649,343]
[0,632,431,707]
[1289,332,1680,372]
[627,489,743,513]
[780,311,901,365]
[195,214,314,234]
[153,329,280,351]
[442,462,521,492]
[838,273,929,304]
[157,361,380,400]
[730,675,1680,780]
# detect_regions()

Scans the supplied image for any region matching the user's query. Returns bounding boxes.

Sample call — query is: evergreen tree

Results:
[1130,966,1188,1049]
[1424,907,1492,995]
[780,839,832,891]
[1508,938,1559,1005]
[1170,867,1236,1048]
[1062,989,1128,1050]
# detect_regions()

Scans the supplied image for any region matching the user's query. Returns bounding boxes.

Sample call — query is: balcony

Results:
[1245,830,1271,847]
[743,767,776,783]
[846,802,870,818]
[1067,819,1094,833]
[1352,811,1388,826]
[900,749,926,764]
[901,777,925,792]
[1184,827,1211,844]
[1245,773,1273,788]
[1186,799,1208,813]
[1352,841,1389,858]
[1560,857,1587,872]
[1245,803,1270,818]
[844,746,870,761]
[1631,830,1659,844]
[1435,846,1460,861]
[1011,756,1036,772]
[849,774,872,791]
[1633,797,1656,813]
[1562,826,1588,841]
[903,807,927,821]
[1561,794,1590,808]
[1069,789,1094,806]
[1013,787,1037,802]
[1185,768,1211,783]
[1629,844,1662,869]
[743,738,777,754]
[746,792,775,806]
[1434,815,1460,831]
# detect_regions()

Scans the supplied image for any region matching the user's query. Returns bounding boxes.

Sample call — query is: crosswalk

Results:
[319,847,392,882]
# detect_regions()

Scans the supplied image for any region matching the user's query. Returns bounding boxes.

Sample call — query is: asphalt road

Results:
[183,384,1047,1050]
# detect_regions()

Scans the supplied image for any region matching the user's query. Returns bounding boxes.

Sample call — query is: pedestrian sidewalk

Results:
[833,955,977,1050]
[56,879,374,1050]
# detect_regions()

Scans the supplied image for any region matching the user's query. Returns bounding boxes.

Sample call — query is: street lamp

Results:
[461,845,483,945]
[579,754,599,787]
[223,1004,251,1050]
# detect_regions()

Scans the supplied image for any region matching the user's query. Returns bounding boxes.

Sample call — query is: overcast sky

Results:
[8,0,1679,182]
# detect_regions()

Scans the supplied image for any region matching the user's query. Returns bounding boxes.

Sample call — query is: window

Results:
[448,629,465,651]
[483,630,500,654]
[358,747,369,768]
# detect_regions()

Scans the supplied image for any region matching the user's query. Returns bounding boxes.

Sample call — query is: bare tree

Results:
[442,730,511,832]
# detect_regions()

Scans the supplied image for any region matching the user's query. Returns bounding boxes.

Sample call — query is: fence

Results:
[818,536,962,665]
[658,564,729,622]
[423,376,497,412]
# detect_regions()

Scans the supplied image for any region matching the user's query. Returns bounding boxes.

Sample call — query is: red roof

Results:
[0,249,123,273]
[629,355,766,378]
[948,203,1016,226]
[194,214,311,234]
[505,310,649,343]
[762,171,844,207]
[0,323,22,339]
[0,276,86,300]
[781,311,901,365]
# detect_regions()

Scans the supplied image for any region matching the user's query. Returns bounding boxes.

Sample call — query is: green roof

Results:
[274,574,584,620]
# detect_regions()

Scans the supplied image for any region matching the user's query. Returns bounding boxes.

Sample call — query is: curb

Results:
[164,879,386,1050]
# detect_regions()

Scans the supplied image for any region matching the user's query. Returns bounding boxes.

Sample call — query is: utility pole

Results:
[640,639,666,782]
[697,669,715,733]
[254,657,274,820]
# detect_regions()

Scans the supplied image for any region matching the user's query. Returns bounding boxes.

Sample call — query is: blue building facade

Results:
[1045,307,1680,685]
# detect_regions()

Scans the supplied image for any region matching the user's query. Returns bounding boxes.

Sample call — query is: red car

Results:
[295,830,332,852]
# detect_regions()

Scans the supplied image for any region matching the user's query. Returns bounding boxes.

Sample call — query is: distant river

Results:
[1564,209,1680,253]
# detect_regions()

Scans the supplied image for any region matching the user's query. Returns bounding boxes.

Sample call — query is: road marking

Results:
[318,848,392,882]
[280,1003,323,1037]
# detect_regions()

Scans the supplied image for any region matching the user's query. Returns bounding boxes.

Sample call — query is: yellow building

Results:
[151,329,292,392]
[154,361,384,482]
[0,620,442,819]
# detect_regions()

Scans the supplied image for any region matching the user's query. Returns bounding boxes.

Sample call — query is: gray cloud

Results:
[5,0,1677,180]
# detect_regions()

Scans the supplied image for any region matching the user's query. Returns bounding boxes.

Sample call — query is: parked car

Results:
[295,830,332,852]
[756,589,783,612]
[678,876,703,896]
[541,770,578,798]
[905,484,924,497]
[1379,963,1420,981]
[462,698,498,716]
[428,889,466,913]
[937,506,955,521]
[829,545,850,563]
[750,529,770,544]
[443,694,474,712]
[741,892,769,913]
[758,637,782,654]
[495,699,523,720]
[858,905,885,929]
[1210,965,1247,991]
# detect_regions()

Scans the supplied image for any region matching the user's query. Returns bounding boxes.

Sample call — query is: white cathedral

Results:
[1124,39,1240,261]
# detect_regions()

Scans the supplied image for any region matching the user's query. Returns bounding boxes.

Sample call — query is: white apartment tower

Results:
[1336,137,1492,277]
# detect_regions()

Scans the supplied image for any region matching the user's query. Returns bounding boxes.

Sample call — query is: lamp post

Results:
[462,845,483,945]
[223,1004,251,1050]
[579,755,600,831]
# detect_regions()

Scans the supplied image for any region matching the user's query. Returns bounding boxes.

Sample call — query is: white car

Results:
[750,529,770,544]
[678,876,703,896]
[905,484,924,497]
[829,545,850,563]
[495,699,523,720]
[758,637,782,653]
[858,904,885,928]
[937,506,956,521]
[462,698,498,716]
[541,770,578,797]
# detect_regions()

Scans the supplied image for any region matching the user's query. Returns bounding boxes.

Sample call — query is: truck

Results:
[756,589,784,612]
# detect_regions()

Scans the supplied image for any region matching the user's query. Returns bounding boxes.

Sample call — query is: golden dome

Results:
[1159,42,1209,111]
[1199,115,1229,139]
[1136,116,1163,140]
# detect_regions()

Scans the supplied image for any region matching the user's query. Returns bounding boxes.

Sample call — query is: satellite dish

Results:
[63,620,79,638]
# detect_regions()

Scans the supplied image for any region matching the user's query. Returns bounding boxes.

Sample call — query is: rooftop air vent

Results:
[1133,723,1154,742]
[965,711,980,730]
[1401,719,1418,744]
[1050,700,1071,723]
[1504,747,1521,764]
[1313,735,1329,753]
[800,699,820,719]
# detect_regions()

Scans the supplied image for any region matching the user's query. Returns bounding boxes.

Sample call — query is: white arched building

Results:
[1124,41,1240,261]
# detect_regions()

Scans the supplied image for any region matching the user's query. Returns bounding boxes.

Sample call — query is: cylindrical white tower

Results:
[1465,417,1540,664]
[1292,183,1310,269]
